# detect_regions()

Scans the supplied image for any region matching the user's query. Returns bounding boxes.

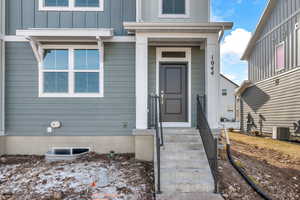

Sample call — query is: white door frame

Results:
[156,47,192,127]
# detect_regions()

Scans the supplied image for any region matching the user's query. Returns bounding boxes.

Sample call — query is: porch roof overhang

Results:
[16,28,113,63]
[16,28,114,41]
[123,22,233,33]
[235,80,253,97]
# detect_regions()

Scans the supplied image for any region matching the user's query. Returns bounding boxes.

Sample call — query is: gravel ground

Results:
[219,134,300,200]
[0,153,154,200]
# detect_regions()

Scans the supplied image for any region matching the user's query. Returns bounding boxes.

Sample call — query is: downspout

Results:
[218,25,225,43]
[216,25,224,128]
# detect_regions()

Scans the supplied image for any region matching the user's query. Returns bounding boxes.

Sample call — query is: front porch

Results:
[124,22,233,131]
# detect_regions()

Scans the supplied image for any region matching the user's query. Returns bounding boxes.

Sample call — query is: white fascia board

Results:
[16,28,114,37]
[124,22,233,31]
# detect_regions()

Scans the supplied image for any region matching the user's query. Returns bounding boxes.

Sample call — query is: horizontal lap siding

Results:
[241,69,300,136]
[249,0,300,82]
[5,42,136,136]
[148,47,205,127]
[6,0,136,35]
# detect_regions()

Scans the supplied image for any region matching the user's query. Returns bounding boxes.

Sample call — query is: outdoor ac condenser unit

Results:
[273,127,290,141]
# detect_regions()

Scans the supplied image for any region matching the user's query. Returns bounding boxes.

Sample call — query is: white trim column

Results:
[205,37,220,130]
[135,34,148,129]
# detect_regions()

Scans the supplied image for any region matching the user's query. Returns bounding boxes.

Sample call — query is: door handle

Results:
[161,91,164,105]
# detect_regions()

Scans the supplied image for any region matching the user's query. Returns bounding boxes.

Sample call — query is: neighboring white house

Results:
[220,74,239,122]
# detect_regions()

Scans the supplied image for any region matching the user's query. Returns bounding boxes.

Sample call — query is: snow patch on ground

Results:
[0,154,154,200]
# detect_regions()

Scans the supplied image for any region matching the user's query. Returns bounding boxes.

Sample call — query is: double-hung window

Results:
[160,0,189,18]
[40,46,103,97]
[39,0,103,11]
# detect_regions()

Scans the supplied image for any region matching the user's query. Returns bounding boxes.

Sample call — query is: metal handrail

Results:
[149,94,164,193]
[196,95,219,193]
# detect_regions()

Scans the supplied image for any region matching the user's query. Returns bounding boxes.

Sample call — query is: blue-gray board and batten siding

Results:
[148,47,206,127]
[5,42,136,136]
[5,0,136,35]
[248,0,300,83]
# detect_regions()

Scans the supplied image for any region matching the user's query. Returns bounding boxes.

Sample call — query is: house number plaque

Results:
[211,55,215,75]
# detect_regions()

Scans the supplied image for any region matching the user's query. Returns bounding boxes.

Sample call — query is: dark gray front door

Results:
[159,63,188,122]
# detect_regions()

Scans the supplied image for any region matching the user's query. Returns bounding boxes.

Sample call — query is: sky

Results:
[212,0,268,85]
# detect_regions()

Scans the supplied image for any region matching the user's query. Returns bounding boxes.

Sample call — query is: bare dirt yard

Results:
[219,132,300,200]
[0,153,154,200]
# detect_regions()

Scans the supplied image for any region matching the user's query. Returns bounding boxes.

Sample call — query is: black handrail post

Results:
[158,96,164,146]
[213,137,219,193]
[149,94,164,194]
[154,96,162,194]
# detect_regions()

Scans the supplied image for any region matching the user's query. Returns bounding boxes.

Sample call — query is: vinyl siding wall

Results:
[220,76,238,121]
[141,0,209,22]
[248,0,300,82]
[0,41,4,134]
[241,68,300,136]
[148,47,206,127]
[0,0,4,134]
[5,42,136,136]
[5,0,136,36]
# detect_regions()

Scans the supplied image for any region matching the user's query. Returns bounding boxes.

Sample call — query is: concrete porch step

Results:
[163,128,199,135]
[156,192,223,200]
[154,128,217,199]
[160,159,208,169]
[160,150,206,161]
[162,143,203,151]
[160,182,215,193]
[164,135,202,143]
[160,168,214,184]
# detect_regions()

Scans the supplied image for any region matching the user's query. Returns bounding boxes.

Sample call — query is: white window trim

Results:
[156,47,192,128]
[275,41,285,72]
[158,0,190,18]
[38,0,104,11]
[38,44,104,98]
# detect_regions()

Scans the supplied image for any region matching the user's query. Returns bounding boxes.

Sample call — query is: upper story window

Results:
[39,0,103,11]
[222,89,227,96]
[275,42,285,72]
[39,46,104,98]
[159,0,190,18]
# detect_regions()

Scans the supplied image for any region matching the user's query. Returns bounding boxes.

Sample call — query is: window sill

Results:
[39,7,104,12]
[158,14,190,19]
[39,93,104,98]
